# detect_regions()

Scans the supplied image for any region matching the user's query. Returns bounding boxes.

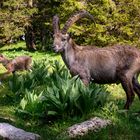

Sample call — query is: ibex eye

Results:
[62,38,66,41]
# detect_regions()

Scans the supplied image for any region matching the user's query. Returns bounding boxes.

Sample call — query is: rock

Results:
[0,123,41,140]
[67,117,111,138]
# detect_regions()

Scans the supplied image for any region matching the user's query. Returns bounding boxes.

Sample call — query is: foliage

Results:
[1,0,140,49]
[14,60,109,120]
[30,59,50,84]
[59,0,140,46]
[15,90,46,119]
[8,59,50,101]
[44,77,108,118]
[0,0,37,45]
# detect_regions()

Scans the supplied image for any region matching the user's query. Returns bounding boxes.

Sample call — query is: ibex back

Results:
[52,10,140,109]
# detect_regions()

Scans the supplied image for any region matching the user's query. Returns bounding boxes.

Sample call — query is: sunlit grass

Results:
[0,42,26,51]
[107,84,125,98]
[0,41,61,61]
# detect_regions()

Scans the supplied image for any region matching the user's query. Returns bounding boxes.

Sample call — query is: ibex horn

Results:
[61,10,95,34]
[53,15,60,34]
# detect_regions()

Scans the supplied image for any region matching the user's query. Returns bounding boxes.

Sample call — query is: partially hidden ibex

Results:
[0,54,32,79]
[52,10,140,109]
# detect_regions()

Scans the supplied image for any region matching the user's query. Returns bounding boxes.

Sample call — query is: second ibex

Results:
[0,54,32,80]
[52,10,140,109]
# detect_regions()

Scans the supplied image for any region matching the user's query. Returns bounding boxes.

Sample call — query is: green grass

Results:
[0,42,140,140]
[0,41,61,61]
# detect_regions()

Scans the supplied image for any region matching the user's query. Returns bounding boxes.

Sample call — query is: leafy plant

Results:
[8,72,37,101]
[8,74,24,94]
[42,61,109,118]
[43,75,109,118]
[8,59,50,100]
[15,60,109,120]
[31,59,50,85]
[16,90,46,119]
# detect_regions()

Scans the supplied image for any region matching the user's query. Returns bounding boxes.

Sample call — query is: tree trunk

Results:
[25,26,36,51]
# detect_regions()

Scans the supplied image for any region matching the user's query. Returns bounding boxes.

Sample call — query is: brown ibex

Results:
[0,54,32,79]
[52,10,140,109]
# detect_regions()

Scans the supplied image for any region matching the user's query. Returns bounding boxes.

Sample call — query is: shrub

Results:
[15,90,46,120]
[30,59,50,85]
[43,77,109,118]
[8,59,50,101]
[16,60,109,120]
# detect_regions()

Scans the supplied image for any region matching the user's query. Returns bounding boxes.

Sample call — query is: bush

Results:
[15,60,109,120]
[43,77,109,118]
[8,59,50,101]
[15,90,46,120]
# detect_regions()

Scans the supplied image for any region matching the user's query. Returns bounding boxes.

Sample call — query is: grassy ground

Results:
[0,42,140,140]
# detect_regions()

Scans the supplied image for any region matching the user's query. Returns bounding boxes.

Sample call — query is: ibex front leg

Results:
[0,63,14,81]
[0,71,11,81]
[70,64,91,86]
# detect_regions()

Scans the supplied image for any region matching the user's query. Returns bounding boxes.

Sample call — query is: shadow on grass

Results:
[0,74,15,106]
[0,47,27,52]
[0,85,14,106]
[0,48,59,58]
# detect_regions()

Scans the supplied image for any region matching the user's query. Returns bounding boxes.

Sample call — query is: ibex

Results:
[52,10,140,109]
[0,54,32,79]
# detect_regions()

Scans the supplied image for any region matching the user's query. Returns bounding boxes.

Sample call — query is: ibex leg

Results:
[0,71,11,81]
[132,74,140,99]
[119,73,135,109]
[70,65,90,86]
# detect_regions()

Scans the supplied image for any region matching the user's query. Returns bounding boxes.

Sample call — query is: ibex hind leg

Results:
[119,74,135,109]
[132,74,140,99]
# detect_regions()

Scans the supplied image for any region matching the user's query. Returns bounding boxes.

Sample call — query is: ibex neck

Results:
[61,39,77,68]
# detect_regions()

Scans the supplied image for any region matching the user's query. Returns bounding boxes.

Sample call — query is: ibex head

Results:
[0,54,7,62]
[52,10,94,52]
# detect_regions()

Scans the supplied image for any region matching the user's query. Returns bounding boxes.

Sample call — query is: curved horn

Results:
[53,15,60,34]
[61,10,95,34]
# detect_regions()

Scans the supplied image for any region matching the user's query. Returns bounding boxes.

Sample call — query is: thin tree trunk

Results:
[25,0,36,51]
[25,26,36,51]
[41,26,47,50]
